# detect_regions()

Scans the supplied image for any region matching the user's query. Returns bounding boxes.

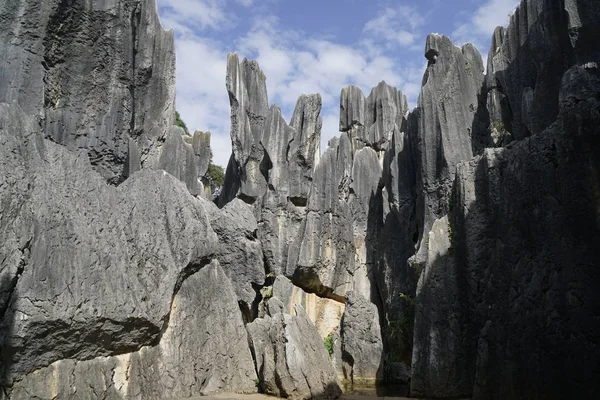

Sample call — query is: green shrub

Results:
[207,163,224,187]
[323,334,334,356]
[260,286,273,299]
[175,111,190,136]
[491,119,505,132]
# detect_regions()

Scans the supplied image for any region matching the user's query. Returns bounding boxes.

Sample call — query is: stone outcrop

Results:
[158,128,212,197]
[247,304,342,399]
[9,261,258,399]
[266,275,345,339]
[208,198,266,321]
[1,0,600,398]
[410,1,600,399]
[0,0,176,184]
[0,102,262,397]
[340,292,384,385]
[416,34,484,253]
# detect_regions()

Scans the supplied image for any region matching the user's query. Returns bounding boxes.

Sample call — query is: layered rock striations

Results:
[0,0,176,184]
[220,52,414,385]
[1,0,599,399]
[410,1,600,399]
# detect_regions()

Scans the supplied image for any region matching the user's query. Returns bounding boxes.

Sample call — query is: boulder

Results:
[8,261,258,399]
[247,305,342,399]
[341,292,384,385]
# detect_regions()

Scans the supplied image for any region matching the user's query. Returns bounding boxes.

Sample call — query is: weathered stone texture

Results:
[411,2,600,396]
[267,275,345,339]
[247,305,342,400]
[341,292,384,385]
[0,0,176,184]
[416,34,484,248]
[9,262,258,399]
[208,198,265,320]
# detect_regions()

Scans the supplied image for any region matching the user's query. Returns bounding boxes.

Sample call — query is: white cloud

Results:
[159,0,231,31]
[453,0,520,50]
[157,1,428,167]
[363,6,425,48]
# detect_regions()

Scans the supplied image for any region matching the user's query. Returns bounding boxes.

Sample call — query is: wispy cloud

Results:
[363,6,425,48]
[453,0,519,50]
[158,0,428,166]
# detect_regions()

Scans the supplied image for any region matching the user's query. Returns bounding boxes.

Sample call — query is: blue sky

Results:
[156,0,519,167]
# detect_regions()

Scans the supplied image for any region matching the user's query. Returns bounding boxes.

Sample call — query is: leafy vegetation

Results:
[207,161,225,187]
[175,111,190,136]
[260,286,273,299]
[323,334,334,356]
[491,119,505,133]
[387,292,416,363]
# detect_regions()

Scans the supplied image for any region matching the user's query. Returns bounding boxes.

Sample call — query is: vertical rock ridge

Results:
[0,0,177,184]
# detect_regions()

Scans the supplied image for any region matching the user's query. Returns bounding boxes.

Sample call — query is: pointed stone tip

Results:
[269,104,282,115]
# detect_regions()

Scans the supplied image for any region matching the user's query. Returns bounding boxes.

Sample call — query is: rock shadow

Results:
[0,275,17,398]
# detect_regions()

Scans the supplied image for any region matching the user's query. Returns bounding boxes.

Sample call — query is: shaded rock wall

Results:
[0,0,176,184]
[410,1,600,398]
[1,0,599,398]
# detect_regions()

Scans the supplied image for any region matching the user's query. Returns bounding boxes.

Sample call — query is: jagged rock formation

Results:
[9,261,257,399]
[0,102,259,395]
[0,0,176,184]
[1,0,599,399]
[208,198,265,321]
[248,304,342,399]
[410,1,600,399]
[340,292,384,385]
[264,275,345,339]
[158,129,212,197]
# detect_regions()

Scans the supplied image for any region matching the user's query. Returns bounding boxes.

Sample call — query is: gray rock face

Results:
[294,133,355,300]
[416,34,484,249]
[0,104,258,397]
[208,198,265,320]
[247,305,342,399]
[411,2,600,397]
[288,94,322,203]
[257,104,313,277]
[341,292,384,385]
[0,0,176,184]
[266,275,345,339]
[410,216,471,398]
[365,81,409,150]
[454,63,599,400]
[340,82,408,151]
[9,261,258,399]
[340,85,366,132]
[158,128,212,196]
[220,55,323,288]
[2,0,599,399]
[221,54,269,203]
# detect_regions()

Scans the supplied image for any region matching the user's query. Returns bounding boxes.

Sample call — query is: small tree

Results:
[207,163,224,187]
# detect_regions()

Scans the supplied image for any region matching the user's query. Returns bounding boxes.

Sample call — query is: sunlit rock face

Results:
[1,0,599,399]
